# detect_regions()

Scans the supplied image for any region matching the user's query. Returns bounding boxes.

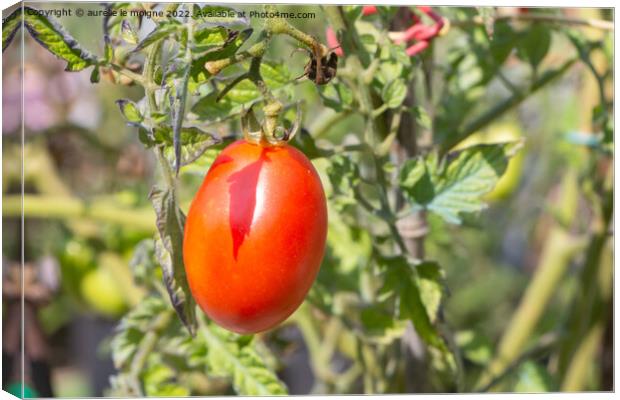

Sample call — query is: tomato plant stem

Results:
[143,41,162,113]
[172,23,193,174]
[264,5,328,56]
[142,39,176,189]
[557,174,613,387]
[324,6,406,250]
[106,63,156,90]
[561,315,606,390]
[476,228,585,391]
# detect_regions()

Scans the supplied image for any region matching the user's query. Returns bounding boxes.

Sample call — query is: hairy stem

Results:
[264,5,328,56]
[172,24,193,174]
[204,41,267,76]
[142,39,176,189]
[107,63,157,90]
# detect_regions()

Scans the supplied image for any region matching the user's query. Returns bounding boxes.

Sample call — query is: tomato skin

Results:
[183,139,327,334]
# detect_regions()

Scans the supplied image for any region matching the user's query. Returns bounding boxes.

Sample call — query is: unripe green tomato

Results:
[60,239,95,272]
[484,148,525,201]
[60,239,96,297]
[80,268,126,318]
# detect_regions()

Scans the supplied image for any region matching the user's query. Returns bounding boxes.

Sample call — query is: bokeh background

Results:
[2,3,613,396]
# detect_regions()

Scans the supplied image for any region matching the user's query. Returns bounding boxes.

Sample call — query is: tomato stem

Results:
[142,33,177,188]
[264,5,328,57]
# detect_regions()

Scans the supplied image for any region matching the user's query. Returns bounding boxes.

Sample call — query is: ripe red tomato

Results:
[183,139,328,334]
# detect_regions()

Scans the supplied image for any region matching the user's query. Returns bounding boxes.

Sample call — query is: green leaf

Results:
[147,383,189,397]
[382,78,407,109]
[110,295,196,396]
[193,62,291,120]
[377,42,411,83]
[115,99,143,124]
[355,20,380,54]
[517,23,551,69]
[2,7,22,52]
[378,255,447,351]
[143,360,190,396]
[154,126,221,167]
[327,155,361,211]
[225,79,264,104]
[455,330,493,365]
[415,261,444,324]
[377,60,403,85]
[149,186,197,336]
[121,19,139,45]
[129,239,159,288]
[376,254,458,378]
[490,20,518,66]
[259,61,293,90]
[399,143,519,224]
[134,21,181,52]
[399,152,438,206]
[14,6,99,70]
[342,5,363,23]
[111,296,168,369]
[180,142,233,177]
[104,42,113,63]
[400,275,443,349]
[198,319,288,395]
[192,92,241,121]
[318,83,354,112]
[194,5,246,25]
[360,305,407,344]
[193,26,251,57]
[190,28,253,82]
[291,130,328,159]
[90,66,100,83]
[193,25,229,50]
[413,106,432,130]
[199,28,252,61]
